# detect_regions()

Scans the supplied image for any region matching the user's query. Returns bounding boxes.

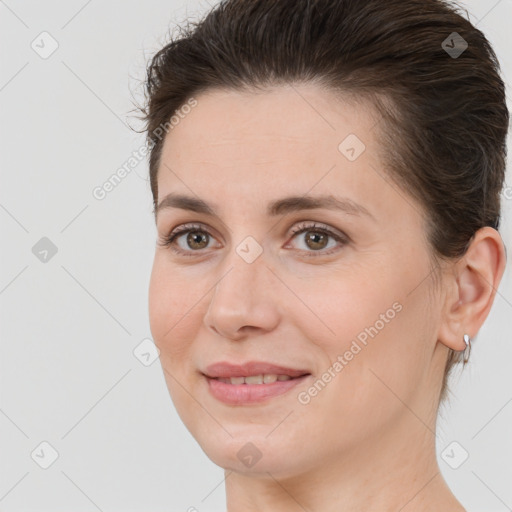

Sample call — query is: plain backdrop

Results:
[0,0,511,511]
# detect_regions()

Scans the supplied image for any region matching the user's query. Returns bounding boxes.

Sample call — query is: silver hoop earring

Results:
[462,333,471,363]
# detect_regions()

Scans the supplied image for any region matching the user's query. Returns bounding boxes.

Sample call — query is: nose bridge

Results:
[212,233,266,306]
[204,233,279,338]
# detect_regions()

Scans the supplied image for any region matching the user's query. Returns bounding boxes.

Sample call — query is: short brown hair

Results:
[136,0,509,404]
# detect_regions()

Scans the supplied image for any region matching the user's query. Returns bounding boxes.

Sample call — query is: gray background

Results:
[0,0,511,511]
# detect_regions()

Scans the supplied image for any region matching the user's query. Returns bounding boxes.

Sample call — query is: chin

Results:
[192,426,310,477]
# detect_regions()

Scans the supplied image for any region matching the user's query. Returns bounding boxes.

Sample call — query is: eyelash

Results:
[157,221,349,258]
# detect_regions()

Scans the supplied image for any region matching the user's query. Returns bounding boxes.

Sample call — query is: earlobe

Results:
[437,226,506,354]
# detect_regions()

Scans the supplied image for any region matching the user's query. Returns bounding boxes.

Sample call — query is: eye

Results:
[286,221,348,257]
[157,222,218,256]
[157,221,349,257]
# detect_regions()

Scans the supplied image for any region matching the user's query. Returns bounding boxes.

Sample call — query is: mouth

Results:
[213,373,305,385]
[202,361,312,405]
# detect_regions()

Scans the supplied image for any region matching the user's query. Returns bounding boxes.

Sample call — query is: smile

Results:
[204,373,311,405]
[214,374,295,385]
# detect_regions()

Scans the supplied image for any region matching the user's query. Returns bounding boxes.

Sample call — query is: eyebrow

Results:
[155,193,375,221]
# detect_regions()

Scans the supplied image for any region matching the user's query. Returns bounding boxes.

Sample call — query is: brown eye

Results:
[185,231,210,250]
[159,221,347,258]
[157,223,218,256]
[303,231,329,251]
[288,222,348,256]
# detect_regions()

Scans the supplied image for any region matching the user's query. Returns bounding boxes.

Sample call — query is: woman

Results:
[138,0,508,509]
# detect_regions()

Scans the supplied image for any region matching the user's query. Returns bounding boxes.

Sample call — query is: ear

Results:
[437,227,507,351]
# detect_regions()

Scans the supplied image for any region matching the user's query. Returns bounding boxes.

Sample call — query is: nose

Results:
[203,244,281,341]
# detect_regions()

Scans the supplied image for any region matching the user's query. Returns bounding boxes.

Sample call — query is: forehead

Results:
[157,84,383,199]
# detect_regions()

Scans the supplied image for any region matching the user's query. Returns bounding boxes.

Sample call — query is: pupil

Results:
[307,232,326,249]
[188,232,207,249]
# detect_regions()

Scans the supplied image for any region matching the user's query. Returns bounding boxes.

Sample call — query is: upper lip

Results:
[203,361,311,379]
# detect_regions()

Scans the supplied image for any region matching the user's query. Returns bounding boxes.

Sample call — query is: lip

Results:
[203,361,310,379]
[202,361,312,405]
[205,374,311,405]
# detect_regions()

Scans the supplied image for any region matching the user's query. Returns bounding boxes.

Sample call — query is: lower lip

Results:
[205,375,310,405]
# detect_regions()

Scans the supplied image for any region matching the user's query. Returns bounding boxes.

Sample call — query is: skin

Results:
[148,83,506,512]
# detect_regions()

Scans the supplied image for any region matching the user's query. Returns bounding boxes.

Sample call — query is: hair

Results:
[135,0,509,405]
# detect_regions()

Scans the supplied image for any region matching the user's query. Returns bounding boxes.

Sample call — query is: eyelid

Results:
[288,220,348,241]
[168,221,217,240]
[157,221,222,254]
[284,221,349,256]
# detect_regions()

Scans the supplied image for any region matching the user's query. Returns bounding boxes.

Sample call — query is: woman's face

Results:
[148,84,448,477]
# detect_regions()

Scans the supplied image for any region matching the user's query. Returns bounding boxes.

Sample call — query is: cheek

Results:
[292,262,426,387]
[311,280,432,421]
[147,259,220,441]
[148,257,201,360]
[288,265,398,355]
[293,305,425,449]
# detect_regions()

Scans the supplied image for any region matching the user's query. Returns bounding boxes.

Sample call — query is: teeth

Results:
[215,374,296,385]
[245,375,263,384]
